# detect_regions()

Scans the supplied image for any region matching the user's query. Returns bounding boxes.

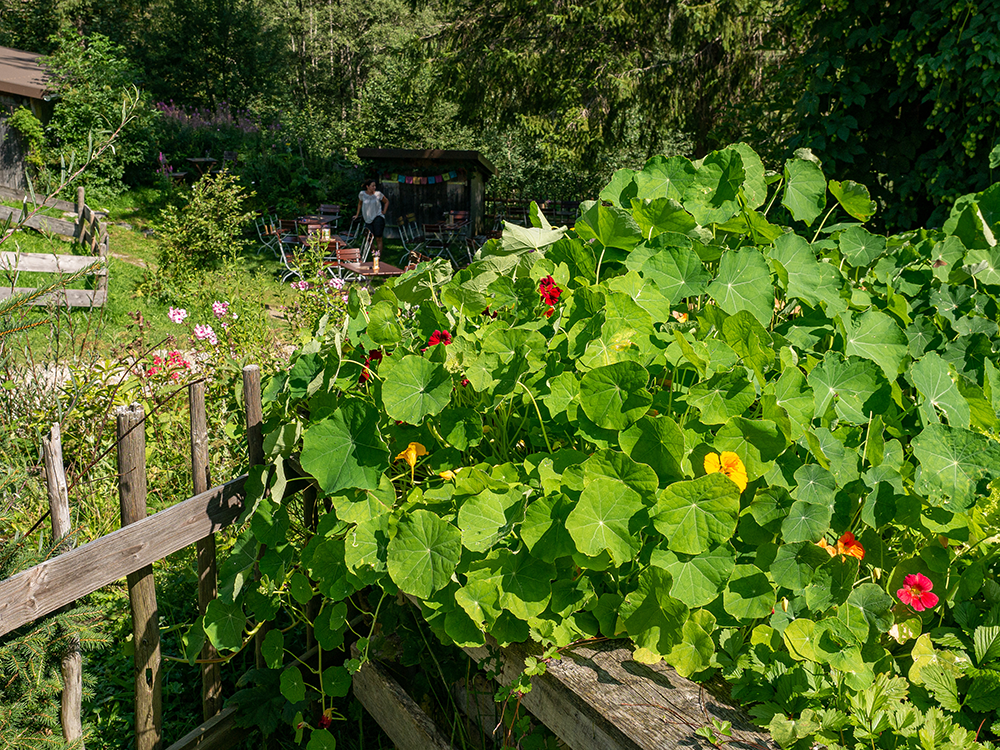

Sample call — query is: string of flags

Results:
[380,169,465,185]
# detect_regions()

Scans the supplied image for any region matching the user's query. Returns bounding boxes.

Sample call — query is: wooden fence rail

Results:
[0,185,109,307]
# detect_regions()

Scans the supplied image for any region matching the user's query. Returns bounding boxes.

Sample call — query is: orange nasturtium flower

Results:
[817,531,865,560]
[395,442,428,481]
[704,451,748,492]
[439,468,463,481]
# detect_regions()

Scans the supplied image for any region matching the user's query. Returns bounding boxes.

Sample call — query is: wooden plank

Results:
[0,185,77,213]
[162,706,248,750]
[462,636,779,750]
[117,404,162,750]
[0,287,107,307]
[0,204,78,238]
[0,251,107,275]
[0,474,246,637]
[351,644,460,750]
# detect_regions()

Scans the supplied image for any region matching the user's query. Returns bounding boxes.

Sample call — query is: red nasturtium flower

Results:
[359,349,383,384]
[427,329,452,347]
[543,306,555,318]
[896,573,939,612]
[539,276,562,306]
[818,531,865,561]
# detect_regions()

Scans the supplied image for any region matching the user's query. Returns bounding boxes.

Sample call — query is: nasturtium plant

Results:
[207,144,1000,749]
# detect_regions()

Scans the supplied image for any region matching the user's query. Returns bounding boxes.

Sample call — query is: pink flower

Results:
[193,324,215,341]
[327,277,345,290]
[168,307,188,324]
[896,573,939,612]
[212,300,230,318]
[427,330,452,347]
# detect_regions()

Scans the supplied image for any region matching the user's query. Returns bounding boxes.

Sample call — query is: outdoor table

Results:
[424,221,471,265]
[297,215,335,239]
[185,157,217,176]
[337,260,405,280]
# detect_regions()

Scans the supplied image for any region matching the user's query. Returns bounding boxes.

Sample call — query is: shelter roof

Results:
[0,46,50,100]
[357,148,496,176]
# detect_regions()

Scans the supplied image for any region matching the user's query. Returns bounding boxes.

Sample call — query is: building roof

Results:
[357,148,496,176]
[0,46,50,100]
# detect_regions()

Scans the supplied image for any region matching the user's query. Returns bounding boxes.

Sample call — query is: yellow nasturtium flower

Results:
[395,442,427,481]
[704,451,748,492]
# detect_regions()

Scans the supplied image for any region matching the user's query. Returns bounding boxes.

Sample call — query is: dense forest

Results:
[2,0,999,230]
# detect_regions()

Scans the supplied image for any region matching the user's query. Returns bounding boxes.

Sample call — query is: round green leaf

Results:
[582,449,659,501]
[280,665,306,703]
[579,361,652,430]
[301,400,389,493]
[828,179,875,222]
[386,510,462,598]
[723,564,775,621]
[288,572,313,605]
[652,544,735,607]
[457,487,521,552]
[367,299,402,344]
[306,728,337,750]
[321,666,351,698]
[260,628,284,669]
[438,407,484,451]
[782,155,826,226]
[653,474,740,555]
[381,355,453,424]
[783,618,818,661]
[706,247,774,326]
[566,476,644,564]
[498,550,555,620]
[204,599,246,652]
[770,542,829,590]
[838,226,886,267]
[619,415,686,486]
[620,567,688,659]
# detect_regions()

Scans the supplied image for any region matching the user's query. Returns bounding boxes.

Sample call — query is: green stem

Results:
[810,204,838,243]
[595,245,608,285]
[518,381,553,453]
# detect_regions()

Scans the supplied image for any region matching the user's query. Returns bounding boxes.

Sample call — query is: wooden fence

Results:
[0,185,109,307]
[0,361,778,750]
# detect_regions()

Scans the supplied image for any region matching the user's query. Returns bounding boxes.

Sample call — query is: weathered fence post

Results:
[189,382,223,721]
[75,186,85,217]
[242,365,267,669]
[42,423,84,749]
[117,404,162,750]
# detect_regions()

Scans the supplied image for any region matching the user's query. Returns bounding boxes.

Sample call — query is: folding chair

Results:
[318,203,341,231]
[254,216,279,257]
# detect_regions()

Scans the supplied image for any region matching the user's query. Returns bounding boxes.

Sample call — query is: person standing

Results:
[353,178,389,258]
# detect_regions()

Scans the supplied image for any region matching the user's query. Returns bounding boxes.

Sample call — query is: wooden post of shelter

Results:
[42,423,84,748]
[189,381,223,721]
[117,403,163,750]
[242,366,267,669]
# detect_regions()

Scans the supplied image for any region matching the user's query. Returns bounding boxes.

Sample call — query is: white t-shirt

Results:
[359,190,385,223]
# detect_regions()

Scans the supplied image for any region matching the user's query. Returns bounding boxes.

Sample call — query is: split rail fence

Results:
[0,185,109,307]
[0,362,778,750]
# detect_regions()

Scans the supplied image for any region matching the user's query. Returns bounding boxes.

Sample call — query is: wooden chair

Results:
[318,203,341,231]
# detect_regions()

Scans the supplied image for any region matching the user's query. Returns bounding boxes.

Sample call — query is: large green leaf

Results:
[521,494,576,563]
[807,353,887,425]
[575,203,643,255]
[367,300,402,345]
[682,148,745,226]
[910,352,971,429]
[301,400,389,493]
[707,247,774,326]
[578,361,652,430]
[500,221,567,254]
[457,487,521,552]
[847,583,894,633]
[767,232,845,313]
[838,226,886,267]
[381,355,453,424]
[630,198,697,240]
[634,155,697,202]
[686,371,755,425]
[600,167,638,207]
[618,415,686,486]
[386,510,462,598]
[582,449,659,501]
[652,544,735,608]
[828,180,876,222]
[731,143,768,209]
[714,417,786,481]
[843,310,909,380]
[666,615,715,676]
[620,567,688,658]
[723,564,775,621]
[638,244,711,304]
[566,477,644,564]
[912,423,1000,511]
[498,550,555,619]
[204,599,246,652]
[653,474,741,555]
[782,155,827,226]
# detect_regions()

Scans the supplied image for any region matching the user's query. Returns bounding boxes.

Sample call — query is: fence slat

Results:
[42,423,84,749]
[117,404,162,750]
[189,382,223,721]
[0,475,246,637]
[241,366,269,669]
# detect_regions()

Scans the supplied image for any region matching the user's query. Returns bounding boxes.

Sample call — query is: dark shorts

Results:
[365,215,385,237]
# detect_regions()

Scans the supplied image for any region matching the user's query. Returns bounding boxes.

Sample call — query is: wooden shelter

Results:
[357,148,496,236]
[0,46,52,189]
